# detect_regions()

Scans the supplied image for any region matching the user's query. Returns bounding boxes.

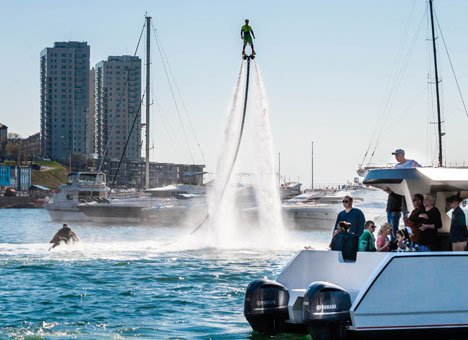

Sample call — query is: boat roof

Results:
[363,167,468,232]
[363,167,468,192]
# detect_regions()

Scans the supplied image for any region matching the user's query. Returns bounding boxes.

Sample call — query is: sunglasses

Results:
[342,200,350,203]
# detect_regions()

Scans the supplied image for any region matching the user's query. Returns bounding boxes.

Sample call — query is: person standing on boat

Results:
[418,193,442,250]
[383,187,403,239]
[385,149,421,233]
[405,193,424,244]
[241,19,256,56]
[392,149,421,169]
[333,195,366,237]
[448,195,468,251]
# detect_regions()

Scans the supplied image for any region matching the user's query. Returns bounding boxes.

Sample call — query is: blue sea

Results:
[0,209,330,339]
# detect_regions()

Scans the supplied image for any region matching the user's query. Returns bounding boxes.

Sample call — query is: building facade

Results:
[40,41,90,163]
[95,56,142,162]
[87,67,96,155]
[0,123,7,158]
[21,132,41,161]
[99,159,204,189]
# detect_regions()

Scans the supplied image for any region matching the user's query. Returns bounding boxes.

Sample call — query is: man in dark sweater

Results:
[333,195,365,237]
[448,195,468,251]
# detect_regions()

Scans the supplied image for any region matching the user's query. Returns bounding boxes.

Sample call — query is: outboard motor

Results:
[244,279,290,335]
[302,281,351,340]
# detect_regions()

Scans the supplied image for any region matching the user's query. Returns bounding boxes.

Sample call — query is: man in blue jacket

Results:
[333,195,366,237]
[448,195,468,251]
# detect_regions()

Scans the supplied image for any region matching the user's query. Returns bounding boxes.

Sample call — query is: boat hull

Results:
[347,326,468,340]
[245,250,468,339]
[45,206,91,221]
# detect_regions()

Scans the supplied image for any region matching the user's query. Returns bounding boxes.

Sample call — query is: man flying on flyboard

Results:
[241,19,256,58]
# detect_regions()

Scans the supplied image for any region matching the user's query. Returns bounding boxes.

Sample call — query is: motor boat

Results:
[244,167,468,339]
[77,184,207,224]
[281,185,388,230]
[280,182,302,200]
[44,172,111,221]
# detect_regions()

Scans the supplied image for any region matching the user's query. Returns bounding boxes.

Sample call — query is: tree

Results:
[5,142,19,159]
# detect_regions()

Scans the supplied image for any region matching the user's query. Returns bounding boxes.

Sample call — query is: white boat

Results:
[280,182,302,200]
[243,167,468,339]
[281,185,388,229]
[76,183,207,224]
[44,172,111,221]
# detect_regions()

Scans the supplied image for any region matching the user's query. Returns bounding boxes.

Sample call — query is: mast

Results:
[429,0,443,167]
[311,141,314,190]
[145,15,151,188]
[278,152,281,186]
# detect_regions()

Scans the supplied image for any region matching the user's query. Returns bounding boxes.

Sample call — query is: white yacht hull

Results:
[45,206,91,221]
[244,250,468,339]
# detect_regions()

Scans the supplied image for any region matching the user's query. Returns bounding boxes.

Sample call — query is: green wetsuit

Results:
[241,24,253,45]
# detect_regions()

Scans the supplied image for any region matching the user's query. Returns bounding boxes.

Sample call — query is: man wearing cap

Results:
[448,195,468,251]
[392,149,421,169]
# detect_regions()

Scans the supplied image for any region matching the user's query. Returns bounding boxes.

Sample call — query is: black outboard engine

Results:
[302,281,351,340]
[244,279,290,335]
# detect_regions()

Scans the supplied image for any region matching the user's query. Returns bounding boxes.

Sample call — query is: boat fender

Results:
[244,279,289,335]
[302,281,351,340]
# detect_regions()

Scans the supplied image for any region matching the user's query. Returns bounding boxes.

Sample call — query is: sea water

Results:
[0,209,331,339]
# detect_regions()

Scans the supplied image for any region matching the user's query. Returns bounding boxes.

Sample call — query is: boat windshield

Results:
[66,173,79,184]
[78,173,104,185]
[66,173,105,185]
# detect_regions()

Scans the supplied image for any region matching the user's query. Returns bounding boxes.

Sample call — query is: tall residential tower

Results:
[40,42,90,162]
[95,56,142,162]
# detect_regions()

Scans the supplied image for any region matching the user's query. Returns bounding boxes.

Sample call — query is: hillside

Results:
[31,161,69,189]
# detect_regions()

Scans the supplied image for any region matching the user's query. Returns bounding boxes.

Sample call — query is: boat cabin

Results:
[363,167,468,250]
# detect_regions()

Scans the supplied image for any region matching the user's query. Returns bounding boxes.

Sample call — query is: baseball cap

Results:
[392,149,405,155]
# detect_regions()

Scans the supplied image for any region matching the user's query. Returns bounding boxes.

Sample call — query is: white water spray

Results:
[250,63,285,243]
[196,59,286,248]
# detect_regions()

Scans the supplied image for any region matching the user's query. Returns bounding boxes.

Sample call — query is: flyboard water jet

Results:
[190,53,255,235]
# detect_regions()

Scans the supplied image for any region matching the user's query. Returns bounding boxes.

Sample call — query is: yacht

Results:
[281,185,388,229]
[243,167,468,339]
[280,182,302,200]
[76,183,207,224]
[44,172,111,221]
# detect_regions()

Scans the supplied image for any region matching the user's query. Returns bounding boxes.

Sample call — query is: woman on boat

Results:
[405,193,424,244]
[376,222,392,252]
[418,193,442,250]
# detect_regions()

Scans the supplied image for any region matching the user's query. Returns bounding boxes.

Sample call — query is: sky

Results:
[2,0,468,188]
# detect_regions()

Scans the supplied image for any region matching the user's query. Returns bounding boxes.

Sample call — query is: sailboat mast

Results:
[429,0,443,167]
[311,141,314,190]
[145,15,151,188]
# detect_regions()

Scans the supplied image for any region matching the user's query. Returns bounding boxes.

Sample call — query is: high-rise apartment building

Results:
[40,42,90,162]
[87,67,96,156]
[95,56,142,161]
